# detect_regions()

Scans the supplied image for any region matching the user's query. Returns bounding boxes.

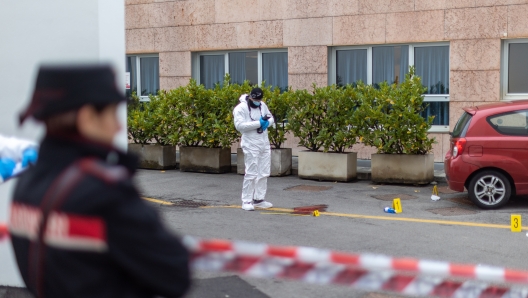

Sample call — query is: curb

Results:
[229,164,446,183]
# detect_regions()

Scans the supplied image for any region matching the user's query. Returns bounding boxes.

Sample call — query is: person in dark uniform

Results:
[9,65,191,298]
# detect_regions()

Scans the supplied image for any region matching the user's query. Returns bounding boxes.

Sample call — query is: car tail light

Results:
[452,138,466,158]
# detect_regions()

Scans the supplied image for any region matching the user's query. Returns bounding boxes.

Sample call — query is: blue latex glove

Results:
[262,121,270,131]
[22,148,38,167]
[0,158,16,181]
[259,117,268,128]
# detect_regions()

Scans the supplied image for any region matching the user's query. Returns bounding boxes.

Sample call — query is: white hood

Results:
[239,94,248,103]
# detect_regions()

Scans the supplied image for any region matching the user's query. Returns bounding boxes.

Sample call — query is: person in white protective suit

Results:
[233,88,275,211]
[0,135,38,183]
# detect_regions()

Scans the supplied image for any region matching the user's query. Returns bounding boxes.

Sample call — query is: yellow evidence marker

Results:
[392,198,402,214]
[313,210,320,217]
[431,185,440,201]
[511,214,522,232]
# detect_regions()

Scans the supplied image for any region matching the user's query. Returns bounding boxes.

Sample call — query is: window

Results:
[331,43,450,131]
[487,110,528,136]
[126,54,160,100]
[452,112,472,138]
[193,50,288,91]
[336,49,367,86]
[373,45,408,86]
[199,55,225,89]
[229,52,258,86]
[502,40,528,100]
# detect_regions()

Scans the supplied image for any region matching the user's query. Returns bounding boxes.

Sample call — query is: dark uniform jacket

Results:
[10,136,190,298]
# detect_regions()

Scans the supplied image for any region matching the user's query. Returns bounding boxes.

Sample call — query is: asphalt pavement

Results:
[4,167,527,298]
[134,168,528,298]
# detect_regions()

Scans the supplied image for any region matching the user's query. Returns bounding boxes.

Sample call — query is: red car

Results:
[445,100,528,209]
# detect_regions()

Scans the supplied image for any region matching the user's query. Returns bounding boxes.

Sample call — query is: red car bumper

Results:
[444,151,478,192]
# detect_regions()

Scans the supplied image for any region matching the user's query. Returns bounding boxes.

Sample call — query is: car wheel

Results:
[468,170,511,209]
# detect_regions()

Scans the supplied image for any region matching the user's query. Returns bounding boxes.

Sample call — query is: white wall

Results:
[0,0,125,287]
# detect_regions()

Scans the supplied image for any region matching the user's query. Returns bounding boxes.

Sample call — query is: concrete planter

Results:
[180,146,231,173]
[128,144,176,170]
[371,154,434,185]
[237,148,292,177]
[298,151,357,182]
[237,148,245,175]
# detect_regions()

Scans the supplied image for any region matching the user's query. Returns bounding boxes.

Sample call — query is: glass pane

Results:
[200,55,225,89]
[228,52,246,85]
[262,52,288,91]
[372,46,409,86]
[228,52,258,85]
[488,110,528,136]
[421,101,449,126]
[336,49,367,87]
[414,46,449,94]
[140,57,159,96]
[126,56,137,98]
[508,43,528,93]
[245,51,258,86]
[452,112,472,138]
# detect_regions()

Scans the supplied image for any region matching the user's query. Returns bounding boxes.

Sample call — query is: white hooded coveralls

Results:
[233,95,275,203]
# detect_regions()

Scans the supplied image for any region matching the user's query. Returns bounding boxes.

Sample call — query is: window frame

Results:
[501,39,528,101]
[192,48,288,88]
[329,42,450,132]
[127,53,160,102]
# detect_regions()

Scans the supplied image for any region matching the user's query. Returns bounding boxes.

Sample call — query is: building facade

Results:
[125,0,528,161]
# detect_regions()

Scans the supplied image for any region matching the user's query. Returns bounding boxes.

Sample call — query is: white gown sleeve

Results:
[263,103,275,126]
[233,105,261,133]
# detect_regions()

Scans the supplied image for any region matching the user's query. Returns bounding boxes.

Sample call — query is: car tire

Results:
[468,170,511,210]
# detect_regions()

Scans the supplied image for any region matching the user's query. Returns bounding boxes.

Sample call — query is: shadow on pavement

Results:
[184,275,269,298]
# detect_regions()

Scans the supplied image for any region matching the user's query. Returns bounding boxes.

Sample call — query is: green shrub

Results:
[150,91,178,146]
[126,91,174,146]
[127,92,151,144]
[211,76,252,148]
[262,85,292,149]
[128,69,435,154]
[353,67,435,155]
[167,76,246,148]
[323,85,360,153]
[289,85,359,153]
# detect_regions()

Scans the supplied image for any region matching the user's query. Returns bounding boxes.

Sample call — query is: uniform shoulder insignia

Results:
[78,158,129,184]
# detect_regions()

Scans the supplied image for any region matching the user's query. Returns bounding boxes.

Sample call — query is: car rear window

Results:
[452,112,472,138]
[487,110,528,136]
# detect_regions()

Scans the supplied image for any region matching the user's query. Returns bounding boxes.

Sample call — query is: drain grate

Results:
[285,185,332,192]
[448,196,474,207]
[428,207,478,216]
[169,199,208,208]
[371,194,417,201]
[438,186,460,194]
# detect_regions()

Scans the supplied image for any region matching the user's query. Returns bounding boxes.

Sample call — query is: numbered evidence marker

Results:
[312,210,320,217]
[392,198,402,214]
[511,214,522,232]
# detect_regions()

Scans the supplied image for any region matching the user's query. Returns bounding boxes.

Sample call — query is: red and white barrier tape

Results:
[0,224,7,241]
[2,224,528,297]
[183,236,528,285]
[183,236,528,298]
